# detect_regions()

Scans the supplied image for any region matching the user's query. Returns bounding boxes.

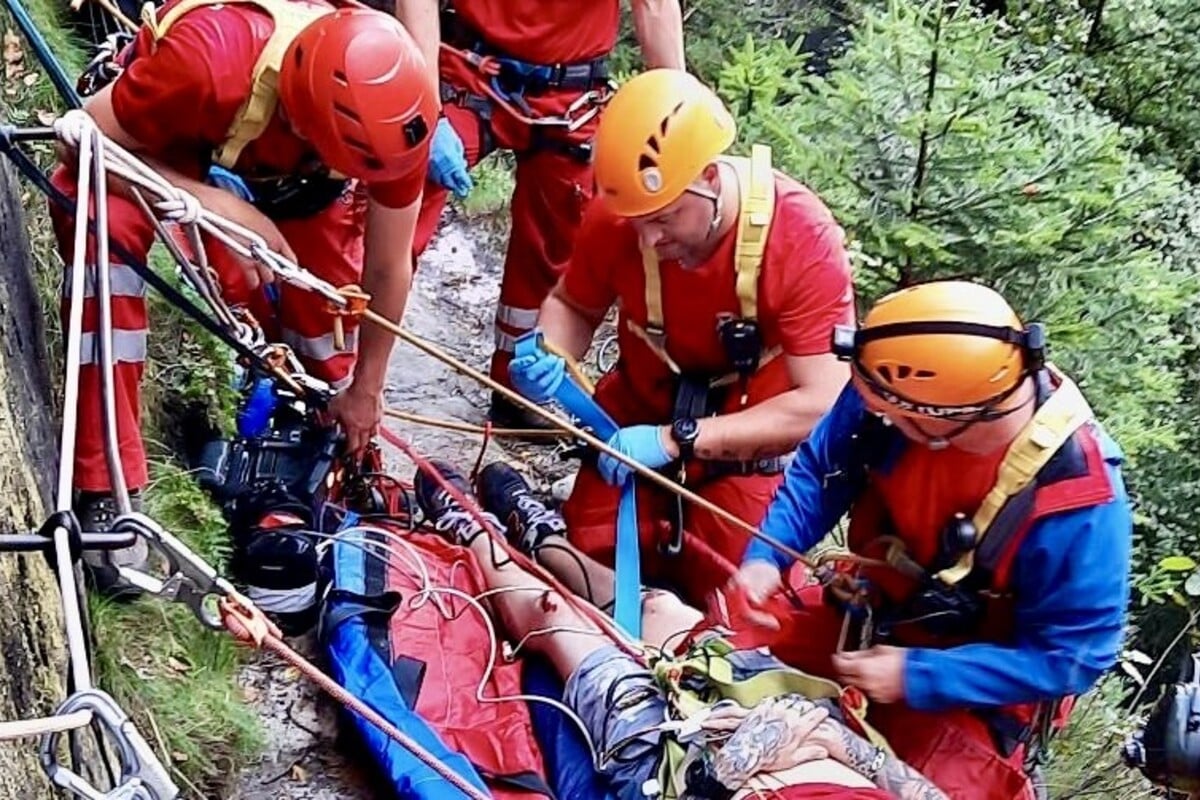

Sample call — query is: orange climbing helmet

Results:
[831,281,1046,419]
[592,68,737,217]
[279,8,436,183]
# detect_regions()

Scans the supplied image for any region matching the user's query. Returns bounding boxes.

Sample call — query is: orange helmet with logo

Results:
[831,281,1045,419]
[592,69,736,217]
[279,8,436,183]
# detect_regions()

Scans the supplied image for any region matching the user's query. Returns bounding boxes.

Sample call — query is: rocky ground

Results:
[229,210,606,800]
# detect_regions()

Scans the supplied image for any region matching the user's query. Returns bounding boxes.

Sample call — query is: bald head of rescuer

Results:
[508,69,856,606]
[722,281,1133,800]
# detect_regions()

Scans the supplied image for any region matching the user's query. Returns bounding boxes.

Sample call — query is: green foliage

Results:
[610,0,850,83]
[1042,674,1159,799]
[454,150,517,218]
[1009,0,1200,179]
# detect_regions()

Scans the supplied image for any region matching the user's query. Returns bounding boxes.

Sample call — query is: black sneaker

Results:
[487,391,558,434]
[76,490,150,600]
[413,460,503,547]
[476,462,567,555]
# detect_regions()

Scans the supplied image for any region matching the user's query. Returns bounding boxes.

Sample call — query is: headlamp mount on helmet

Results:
[832,320,1046,364]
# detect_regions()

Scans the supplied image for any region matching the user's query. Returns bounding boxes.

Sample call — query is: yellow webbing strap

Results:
[632,145,776,376]
[652,638,893,798]
[146,0,334,169]
[935,368,1094,586]
[728,144,775,322]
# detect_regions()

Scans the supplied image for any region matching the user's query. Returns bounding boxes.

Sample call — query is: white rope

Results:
[323,524,605,771]
[52,110,347,308]
[0,711,94,741]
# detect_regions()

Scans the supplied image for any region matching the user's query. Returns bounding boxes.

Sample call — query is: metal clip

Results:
[40,689,178,800]
[110,513,237,630]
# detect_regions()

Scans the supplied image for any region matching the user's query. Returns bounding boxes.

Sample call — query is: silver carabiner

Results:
[109,513,237,630]
[40,689,178,800]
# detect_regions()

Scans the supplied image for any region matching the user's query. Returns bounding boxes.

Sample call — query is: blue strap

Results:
[512,332,642,638]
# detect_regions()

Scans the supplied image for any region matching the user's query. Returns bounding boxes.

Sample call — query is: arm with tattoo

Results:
[709,695,827,790]
[817,720,949,800]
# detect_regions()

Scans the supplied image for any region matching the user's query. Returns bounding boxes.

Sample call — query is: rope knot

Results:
[154,186,204,225]
[328,285,371,352]
[53,109,96,149]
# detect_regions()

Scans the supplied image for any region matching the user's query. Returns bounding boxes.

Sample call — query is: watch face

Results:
[674,417,700,441]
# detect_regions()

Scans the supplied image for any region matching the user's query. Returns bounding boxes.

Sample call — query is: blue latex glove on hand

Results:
[598,425,673,486]
[428,117,473,199]
[509,349,566,404]
[206,165,255,203]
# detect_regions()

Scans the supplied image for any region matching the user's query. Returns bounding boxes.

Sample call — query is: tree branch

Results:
[904,0,945,284]
[1085,0,1107,53]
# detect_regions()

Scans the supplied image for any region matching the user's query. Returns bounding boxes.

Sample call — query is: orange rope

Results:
[218,592,493,800]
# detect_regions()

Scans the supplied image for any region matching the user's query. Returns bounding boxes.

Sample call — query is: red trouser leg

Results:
[490,148,594,387]
[50,165,154,494]
[275,183,369,388]
[412,102,489,258]
[763,585,1036,800]
[561,465,779,609]
[204,183,370,389]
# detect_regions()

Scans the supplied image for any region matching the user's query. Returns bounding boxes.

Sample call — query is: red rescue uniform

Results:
[558,174,855,607]
[51,0,426,492]
[412,0,620,388]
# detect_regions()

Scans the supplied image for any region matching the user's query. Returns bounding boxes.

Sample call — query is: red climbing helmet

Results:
[278,8,436,183]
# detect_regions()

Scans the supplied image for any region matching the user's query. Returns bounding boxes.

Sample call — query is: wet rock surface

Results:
[230,210,602,800]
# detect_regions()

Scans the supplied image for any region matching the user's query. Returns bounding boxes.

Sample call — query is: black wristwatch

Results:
[670,416,700,461]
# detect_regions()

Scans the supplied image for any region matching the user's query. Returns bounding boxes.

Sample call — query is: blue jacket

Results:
[745,384,1132,712]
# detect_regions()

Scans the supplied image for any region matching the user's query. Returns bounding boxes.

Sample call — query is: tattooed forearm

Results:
[834,724,949,800]
[712,703,790,789]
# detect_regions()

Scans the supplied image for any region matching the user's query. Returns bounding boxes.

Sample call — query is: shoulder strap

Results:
[634,144,776,373]
[935,367,1094,587]
[219,0,334,168]
[143,0,235,38]
[724,143,776,321]
[145,0,334,169]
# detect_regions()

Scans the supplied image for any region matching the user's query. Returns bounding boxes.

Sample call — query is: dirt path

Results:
[229,210,585,800]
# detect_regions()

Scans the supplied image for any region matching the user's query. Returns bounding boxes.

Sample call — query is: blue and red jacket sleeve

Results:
[905,431,1132,711]
[744,383,868,570]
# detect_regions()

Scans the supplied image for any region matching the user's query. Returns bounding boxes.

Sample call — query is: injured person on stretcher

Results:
[413,458,948,800]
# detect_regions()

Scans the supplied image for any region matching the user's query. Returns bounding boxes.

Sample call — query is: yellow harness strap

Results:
[730,144,775,321]
[145,0,335,169]
[935,368,1095,586]
[631,144,777,378]
[651,638,892,799]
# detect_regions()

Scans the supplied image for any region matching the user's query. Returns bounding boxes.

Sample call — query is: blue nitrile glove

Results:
[206,165,255,203]
[509,348,566,404]
[428,117,473,199]
[598,425,673,486]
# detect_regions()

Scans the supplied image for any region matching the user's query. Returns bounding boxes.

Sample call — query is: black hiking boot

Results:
[487,391,558,434]
[476,462,567,555]
[413,460,503,547]
[76,490,150,600]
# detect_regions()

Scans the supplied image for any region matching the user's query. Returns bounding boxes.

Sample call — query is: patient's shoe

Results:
[413,460,503,547]
[476,462,566,555]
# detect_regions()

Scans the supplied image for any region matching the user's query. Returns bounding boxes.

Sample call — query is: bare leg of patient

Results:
[468,534,704,677]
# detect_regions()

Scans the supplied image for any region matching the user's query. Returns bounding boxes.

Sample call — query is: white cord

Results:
[321,522,605,771]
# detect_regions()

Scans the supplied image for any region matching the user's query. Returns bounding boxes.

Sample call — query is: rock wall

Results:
[0,150,72,797]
